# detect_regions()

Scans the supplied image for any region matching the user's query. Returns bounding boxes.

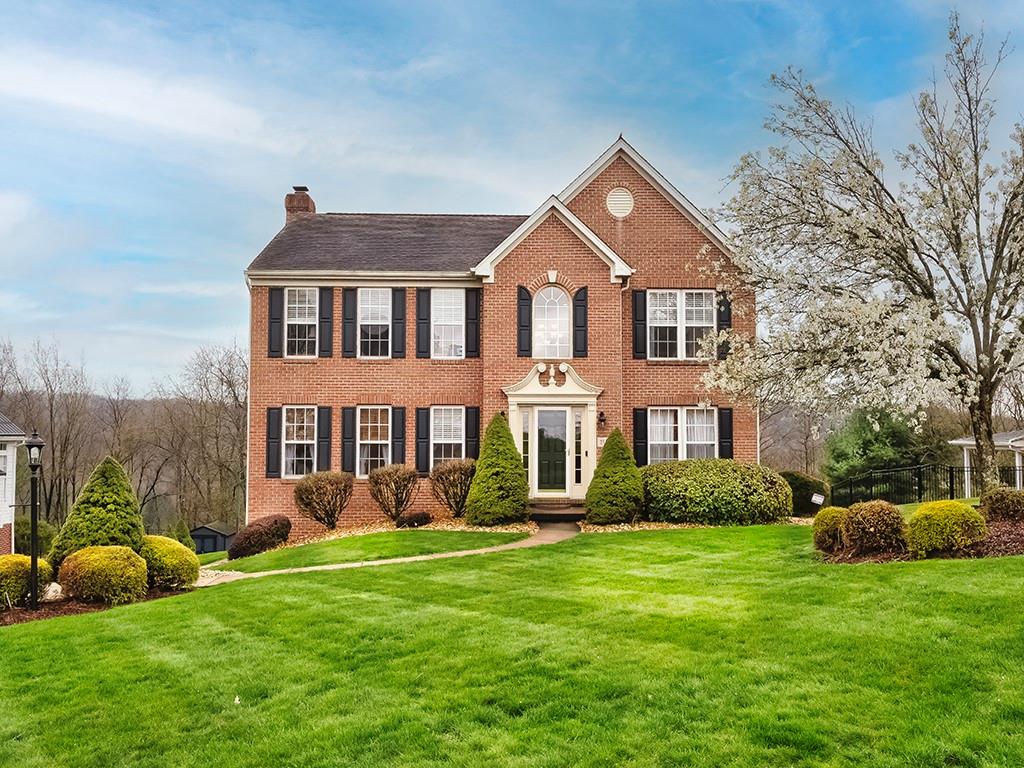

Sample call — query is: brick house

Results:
[245,137,757,536]
[0,411,25,555]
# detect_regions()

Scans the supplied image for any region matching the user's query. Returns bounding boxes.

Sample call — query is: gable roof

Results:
[0,411,24,438]
[558,136,735,257]
[472,196,633,283]
[247,213,528,275]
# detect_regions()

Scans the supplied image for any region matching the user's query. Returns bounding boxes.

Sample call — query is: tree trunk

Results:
[968,392,1000,495]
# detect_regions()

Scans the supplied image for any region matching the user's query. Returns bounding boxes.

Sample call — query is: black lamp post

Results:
[25,430,45,610]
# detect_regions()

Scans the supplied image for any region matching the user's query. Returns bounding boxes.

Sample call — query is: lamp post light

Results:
[25,430,45,610]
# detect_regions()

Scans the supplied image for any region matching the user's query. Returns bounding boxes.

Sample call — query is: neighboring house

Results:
[246,137,758,535]
[0,412,26,555]
[189,525,236,555]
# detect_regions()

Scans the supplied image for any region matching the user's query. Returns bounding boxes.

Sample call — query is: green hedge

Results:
[980,486,1024,522]
[780,471,831,517]
[907,500,987,559]
[140,535,200,590]
[14,517,57,556]
[585,429,643,525]
[58,545,148,605]
[641,459,792,525]
[812,506,848,553]
[465,413,529,525]
[0,554,54,608]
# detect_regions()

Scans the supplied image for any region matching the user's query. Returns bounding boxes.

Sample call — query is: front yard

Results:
[3,525,1024,766]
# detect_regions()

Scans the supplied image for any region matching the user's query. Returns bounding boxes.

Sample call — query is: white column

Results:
[1016,451,1023,490]
[963,445,972,498]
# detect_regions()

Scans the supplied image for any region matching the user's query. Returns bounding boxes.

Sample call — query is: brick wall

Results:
[0,523,11,555]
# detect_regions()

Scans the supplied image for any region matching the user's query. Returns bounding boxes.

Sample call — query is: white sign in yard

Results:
[811,493,826,505]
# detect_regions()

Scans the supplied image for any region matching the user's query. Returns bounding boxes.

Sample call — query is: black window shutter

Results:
[632,408,648,467]
[318,288,333,358]
[342,407,356,473]
[265,407,282,477]
[391,407,406,465]
[416,289,431,358]
[466,406,480,459]
[342,288,357,358]
[632,290,647,359]
[392,288,406,358]
[718,408,734,459]
[716,292,732,361]
[517,286,532,357]
[316,407,332,470]
[573,287,588,358]
[465,288,481,358]
[268,288,284,358]
[415,407,430,474]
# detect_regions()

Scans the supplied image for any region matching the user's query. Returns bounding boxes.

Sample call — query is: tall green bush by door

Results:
[585,429,643,525]
[49,456,145,566]
[465,413,529,525]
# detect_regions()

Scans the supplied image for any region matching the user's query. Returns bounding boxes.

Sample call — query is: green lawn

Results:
[3,526,1024,767]
[197,550,227,565]
[210,530,526,573]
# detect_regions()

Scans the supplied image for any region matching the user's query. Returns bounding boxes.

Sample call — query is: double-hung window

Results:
[283,406,316,477]
[647,289,715,360]
[431,289,465,358]
[357,406,390,477]
[647,406,717,463]
[285,288,318,357]
[358,288,391,358]
[431,406,465,466]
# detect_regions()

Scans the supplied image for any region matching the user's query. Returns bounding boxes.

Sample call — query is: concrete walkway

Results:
[195,521,579,588]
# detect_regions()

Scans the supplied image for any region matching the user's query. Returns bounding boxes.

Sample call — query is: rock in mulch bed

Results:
[1,588,187,627]
[822,519,1024,564]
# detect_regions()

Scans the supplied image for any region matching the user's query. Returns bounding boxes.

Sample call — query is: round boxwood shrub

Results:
[906,500,987,559]
[641,459,792,525]
[0,554,54,608]
[58,546,148,605]
[465,413,529,526]
[140,535,200,590]
[980,486,1024,522]
[780,470,831,517]
[840,500,906,555]
[227,514,292,560]
[49,456,145,566]
[585,429,643,525]
[812,506,849,553]
[14,517,57,556]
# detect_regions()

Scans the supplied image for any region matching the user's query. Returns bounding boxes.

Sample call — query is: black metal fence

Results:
[832,463,1024,507]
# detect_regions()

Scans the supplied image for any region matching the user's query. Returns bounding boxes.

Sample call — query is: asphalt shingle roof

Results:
[247,213,528,273]
[0,411,25,437]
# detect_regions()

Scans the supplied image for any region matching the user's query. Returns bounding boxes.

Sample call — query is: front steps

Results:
[529,500,585,523]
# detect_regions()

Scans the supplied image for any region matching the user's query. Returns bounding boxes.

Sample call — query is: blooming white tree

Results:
[709,15,1024,491]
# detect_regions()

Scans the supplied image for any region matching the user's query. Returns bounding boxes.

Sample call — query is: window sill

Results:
[281,358,318,364]
[644,358,713,365]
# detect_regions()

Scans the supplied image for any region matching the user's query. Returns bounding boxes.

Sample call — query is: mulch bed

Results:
[823,519,1024,564]
[1,588,186,627]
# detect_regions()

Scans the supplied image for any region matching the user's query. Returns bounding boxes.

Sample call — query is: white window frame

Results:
[431,288,466,359]
[647,406,718,463]
[356,405,391,478]
[357,288,392,359]
[284,287,318,358]
[430,405,466,467]
[647,289,716,361]
[532,286,572,359]
[282,405,317,479]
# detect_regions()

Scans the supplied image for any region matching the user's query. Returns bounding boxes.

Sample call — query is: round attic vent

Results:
[606,187,634,218]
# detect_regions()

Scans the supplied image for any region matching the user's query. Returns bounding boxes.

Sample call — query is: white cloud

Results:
[0,191,34,236]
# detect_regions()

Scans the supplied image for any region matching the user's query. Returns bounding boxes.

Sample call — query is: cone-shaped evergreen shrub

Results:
[171,519,196,551]
[49,456,144,566]
[585,429,643,524]
[465,413,529,525]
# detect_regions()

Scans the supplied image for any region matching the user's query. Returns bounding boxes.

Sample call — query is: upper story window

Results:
[286,287,318,357]
[357,405,391,477]
[647,406,717,464]
[432,289,465,359]
[431,406,465,466]
[533,286,570,359]
[647,289,715,360]
[358,288,391,358]
[283,405,316,477]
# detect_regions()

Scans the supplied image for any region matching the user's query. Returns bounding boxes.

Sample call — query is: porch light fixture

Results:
[598,411,606,426]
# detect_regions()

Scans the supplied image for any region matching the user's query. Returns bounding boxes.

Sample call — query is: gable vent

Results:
[606,187,634,218]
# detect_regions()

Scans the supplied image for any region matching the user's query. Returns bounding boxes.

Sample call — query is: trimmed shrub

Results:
[641,459,792,525]
[294,471,354,530]
[812,506,849,553]
[0,554,54,608]
[430,459,476,518]
[585,429,643,525]
[369,465,420,523]
[465,413,529,526]
[49,456,144,566]
[170,519,196,551]
[14,517,57,556]
[397,511,432,528]
[780,471,831,517]
[980,486,1024,522]
[228,515,292,560]
[841,500,906,555]
[58,546,148,605]
[140,535,200,590]
[907,500,987,559]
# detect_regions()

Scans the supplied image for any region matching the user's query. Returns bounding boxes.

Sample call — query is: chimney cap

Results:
[293,185,309,193]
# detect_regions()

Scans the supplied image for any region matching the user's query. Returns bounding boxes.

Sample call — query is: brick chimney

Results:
[285,186,316,223]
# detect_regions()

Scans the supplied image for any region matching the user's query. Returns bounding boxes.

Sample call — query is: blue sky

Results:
[1,0,1020,389]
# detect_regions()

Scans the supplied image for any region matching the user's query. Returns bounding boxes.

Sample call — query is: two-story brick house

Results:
[246,137,757,536]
